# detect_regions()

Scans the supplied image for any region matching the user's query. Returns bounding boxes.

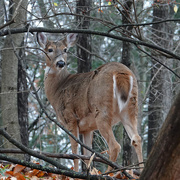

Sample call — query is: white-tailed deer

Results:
[37,32,143,172]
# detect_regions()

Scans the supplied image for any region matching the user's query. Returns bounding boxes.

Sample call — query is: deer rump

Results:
[51,62,137,134]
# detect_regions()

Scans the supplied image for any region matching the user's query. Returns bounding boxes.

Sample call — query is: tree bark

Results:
[76,0,92,73]
[147,1,174,155]
[18,44,29,159]
[76,0,92,171]
[121,0,134,166]
[1,0,28,158]
[140,92,180,180]
[0,0,4,147]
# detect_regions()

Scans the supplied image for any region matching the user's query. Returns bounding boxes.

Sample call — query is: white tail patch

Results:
[129,75,133,97]
[113,75,133,112]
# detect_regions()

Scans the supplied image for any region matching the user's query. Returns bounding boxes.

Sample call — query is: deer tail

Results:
[113,73,133,112]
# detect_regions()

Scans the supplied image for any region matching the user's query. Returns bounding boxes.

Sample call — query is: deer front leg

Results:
[121,117,143,172]
[67,121,79,172]
[82,131,93,168]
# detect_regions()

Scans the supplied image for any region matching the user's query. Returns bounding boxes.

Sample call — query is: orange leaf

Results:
[5,170,14,176]
[13,164,26,174]
[28,169,39,177]
[114,172,123,179]
[98,170,102,174]
[15,172,26,180]
[109,173,114,177]
[36,170,46,178]
[98,8,103,13]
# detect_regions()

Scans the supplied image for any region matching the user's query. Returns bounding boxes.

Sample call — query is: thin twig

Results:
[132,0,142,39]
[137,46,180,79]
[11,0,23,20]
[0,19,15,30]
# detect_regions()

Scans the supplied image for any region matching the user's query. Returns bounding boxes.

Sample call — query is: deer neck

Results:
[44,67,70,107]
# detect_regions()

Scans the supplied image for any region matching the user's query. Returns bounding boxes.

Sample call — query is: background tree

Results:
[76,0,92,73]
[0,0,4,147]
[140,91,180,180]
[1,0,28,158]
[120,0,134,166]
[148,0,174,155]
[76,0,92,171]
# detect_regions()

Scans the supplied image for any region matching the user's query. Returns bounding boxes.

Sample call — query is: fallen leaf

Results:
[113,171,123,179]
[28,169,39,177]
[36,170,46,178]
[5,170,14,176]
[13,165,26,175]
[14,173,26,180]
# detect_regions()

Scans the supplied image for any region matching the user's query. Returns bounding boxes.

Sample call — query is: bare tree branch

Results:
[0,128,70,171]
[0,19,15,30]
[0,154,119,180]
[0,148,110,165]
[0,27,180,61]
[108,18,180,32]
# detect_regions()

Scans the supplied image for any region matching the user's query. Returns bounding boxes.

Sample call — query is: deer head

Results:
[37,32,78,75]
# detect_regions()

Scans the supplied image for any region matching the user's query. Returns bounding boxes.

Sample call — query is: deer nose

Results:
[56,60,65,68]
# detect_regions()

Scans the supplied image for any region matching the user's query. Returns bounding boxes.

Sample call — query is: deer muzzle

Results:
[56,60,66,68]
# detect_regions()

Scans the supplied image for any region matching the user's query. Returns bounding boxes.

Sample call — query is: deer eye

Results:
[48,48,53,53]
[63,48,67,53]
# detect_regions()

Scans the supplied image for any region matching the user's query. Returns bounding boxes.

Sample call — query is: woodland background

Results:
[0,0,180,179]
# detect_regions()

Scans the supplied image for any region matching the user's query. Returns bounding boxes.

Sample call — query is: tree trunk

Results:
[76,0,92,171]
[1,0,28,158]
[140,92,180,180]
[18,41,29,160]
[76,0,92,73]
[147,1,174,155]
[0,0,4,147]
[121,0,134,166]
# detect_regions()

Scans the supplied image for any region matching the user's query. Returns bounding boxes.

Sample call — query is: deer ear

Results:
[37,32,47,49]
[66,33,78,48]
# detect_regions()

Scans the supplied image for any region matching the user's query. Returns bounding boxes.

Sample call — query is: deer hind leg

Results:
[67,121,79,172]
[82,131,93,168]
[121,115,143,171]
[96,112,121,172]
